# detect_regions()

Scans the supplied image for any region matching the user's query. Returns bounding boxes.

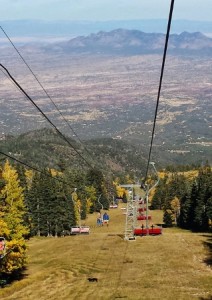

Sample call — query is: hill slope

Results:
[0,128,147,175]
[0,207,211,300]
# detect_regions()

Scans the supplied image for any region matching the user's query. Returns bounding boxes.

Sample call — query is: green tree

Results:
[178,193,191,229]
[151,177,168,209]
[193,167,212,231]
[86,168,109,211]
[163,209,174,227]
[27,171,76,236]
[178,165,212,232]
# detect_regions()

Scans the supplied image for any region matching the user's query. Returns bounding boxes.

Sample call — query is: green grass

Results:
[0,205,211,300]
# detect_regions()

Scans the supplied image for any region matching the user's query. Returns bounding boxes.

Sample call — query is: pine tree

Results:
[16,164,27,193]
[26,171,42,236]
[187,182,198,230]
[193,167,211,231]
[86,168,109,210]
[178,193,191,229]
[122,191,128,203]
[151,177,168,209]
[178,165,212,232]
[163,209,174,227]
[27,171,76,236]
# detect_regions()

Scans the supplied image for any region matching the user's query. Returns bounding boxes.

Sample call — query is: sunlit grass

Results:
[0,204,211,300]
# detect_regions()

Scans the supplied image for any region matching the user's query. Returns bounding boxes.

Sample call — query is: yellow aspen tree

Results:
[85,186,96,214]
[0,160,28,275]
[116,185,126,198]
[125,174,133,184]
[171,196,181,223]
[1,160,29,239]
[25,169,34,189]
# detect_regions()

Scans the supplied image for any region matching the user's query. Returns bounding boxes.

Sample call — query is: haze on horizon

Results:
[0,0,212,22]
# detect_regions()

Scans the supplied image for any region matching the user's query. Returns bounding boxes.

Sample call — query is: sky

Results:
[0,0,212,22]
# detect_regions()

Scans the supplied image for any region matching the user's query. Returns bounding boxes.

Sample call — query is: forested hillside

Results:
[0,128,146,176]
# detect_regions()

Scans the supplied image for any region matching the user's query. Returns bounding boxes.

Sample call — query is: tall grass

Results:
[0,205,211,300]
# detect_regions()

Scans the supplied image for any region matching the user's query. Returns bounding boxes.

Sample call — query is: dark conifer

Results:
[86,168,109,210]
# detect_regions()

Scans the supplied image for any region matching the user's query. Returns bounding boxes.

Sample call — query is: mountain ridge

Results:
[45,29,212,56]
[1,19,212,39]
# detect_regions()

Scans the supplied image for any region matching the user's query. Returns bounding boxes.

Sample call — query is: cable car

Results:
[134,227,162,236]
[137,215,152,220]
[109,204,118,209]
[138,207,146,212]
[70,226,90,235]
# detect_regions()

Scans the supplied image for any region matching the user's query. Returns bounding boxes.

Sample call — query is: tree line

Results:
[151,163,212,232]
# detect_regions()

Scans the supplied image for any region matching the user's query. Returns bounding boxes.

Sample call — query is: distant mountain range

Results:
[1,19,212,39]
[45,29,212,56]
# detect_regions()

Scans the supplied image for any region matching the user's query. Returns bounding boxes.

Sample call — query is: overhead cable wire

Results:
[0,63,94,170]
[0,25,96,164]
[143,0,175,183]
[0,150,68,186]
[0,67,20,90]
[0,151,83,197]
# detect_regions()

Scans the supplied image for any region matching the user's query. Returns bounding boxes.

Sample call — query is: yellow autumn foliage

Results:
[49,169,62,177]
[0,160,28,275]
[85,185,96,213]
[25,169,34,188]
[113,181,126,198]
[0,239,27,273]
[0,219,10,238]
[86,199,92,214]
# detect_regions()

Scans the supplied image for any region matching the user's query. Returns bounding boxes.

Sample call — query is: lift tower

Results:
[120,184,140,240]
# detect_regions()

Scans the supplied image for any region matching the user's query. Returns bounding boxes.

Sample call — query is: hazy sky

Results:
[0,0,211,22]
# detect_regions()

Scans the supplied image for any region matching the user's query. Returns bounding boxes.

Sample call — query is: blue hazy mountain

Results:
[40,29,212,56]
[1,19,212,40]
